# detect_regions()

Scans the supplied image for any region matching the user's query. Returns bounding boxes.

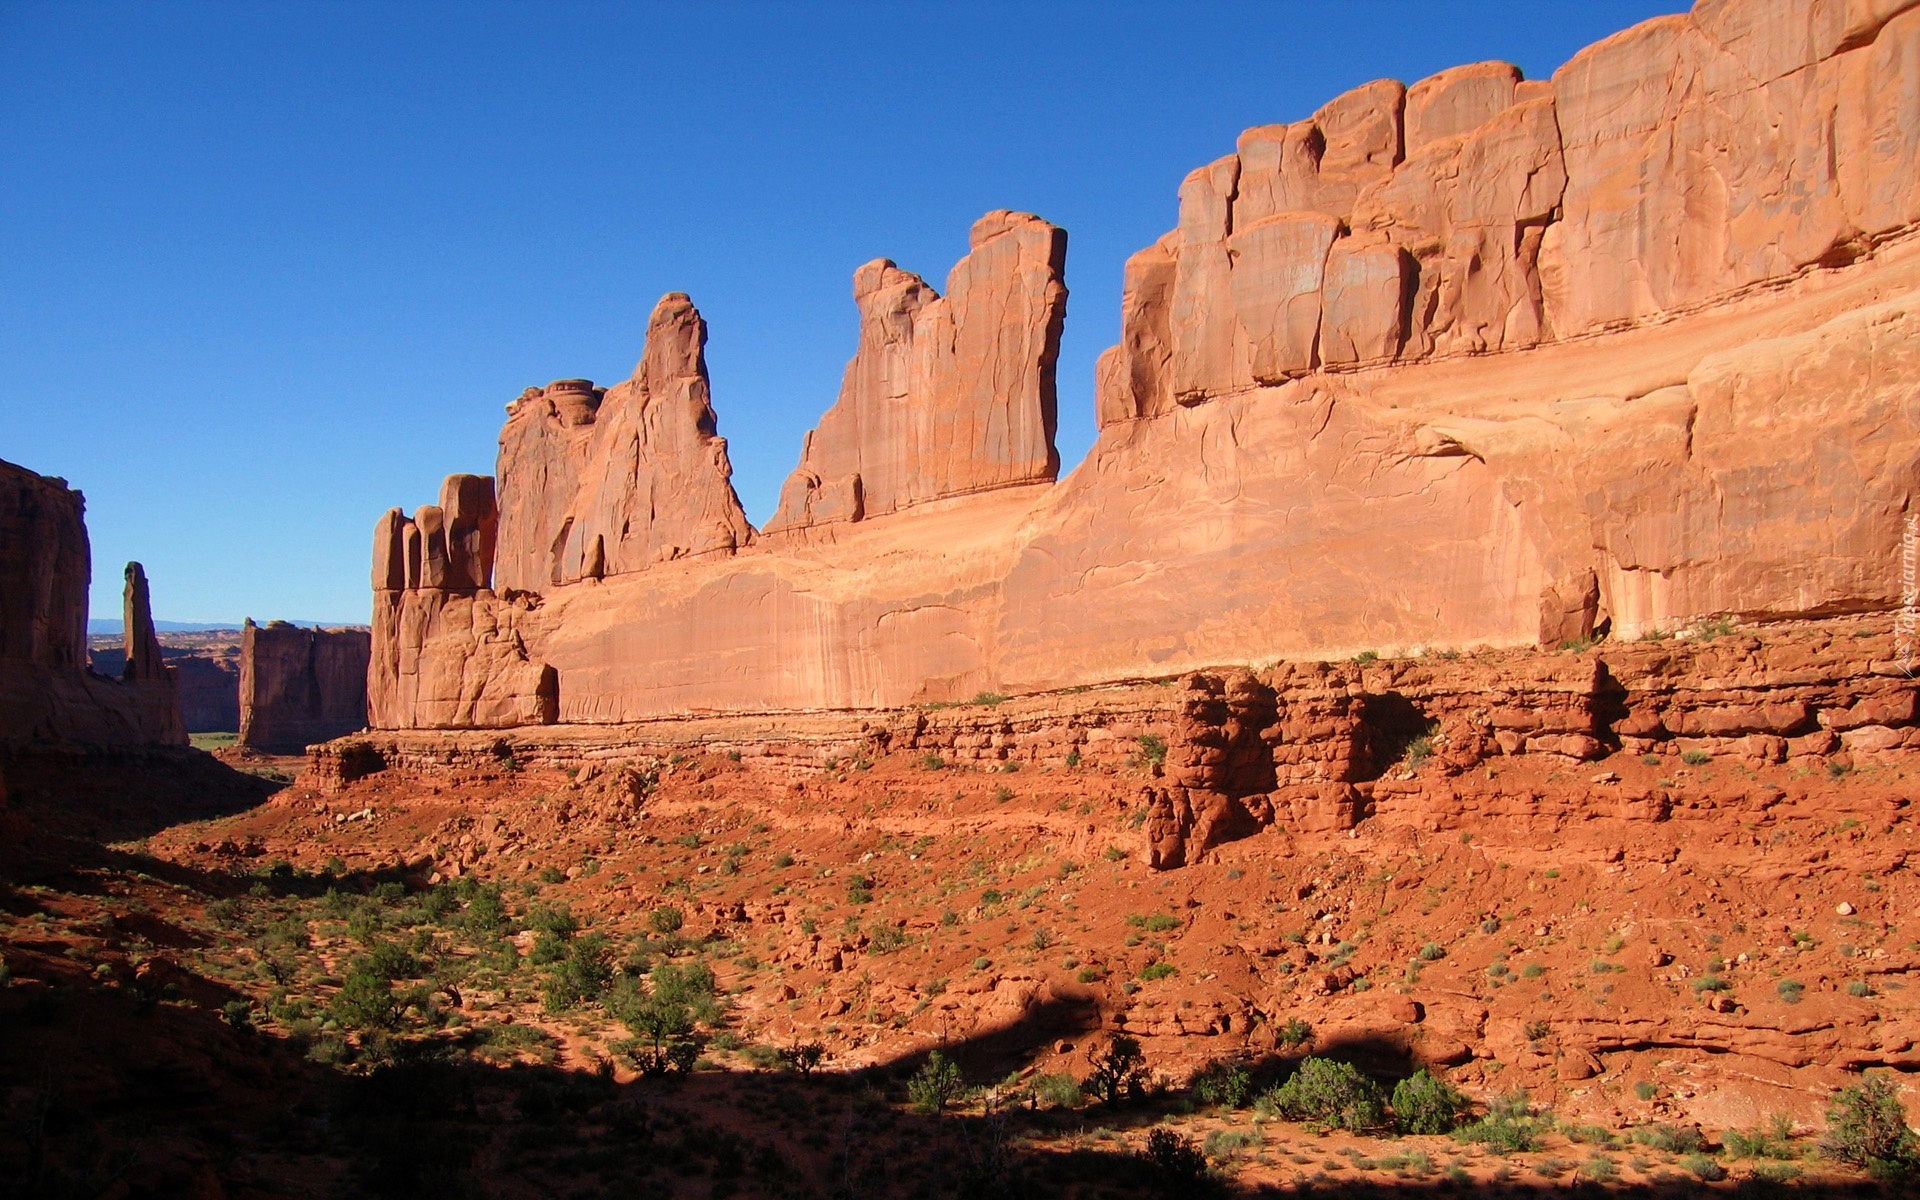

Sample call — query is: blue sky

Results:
[1,1,1680,624]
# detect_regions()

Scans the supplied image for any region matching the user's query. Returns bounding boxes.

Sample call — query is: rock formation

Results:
[361,0,1920,734]
[237,621,371,753]
[0,458,185,749]
[92,636,242,732]
[765,211,1068,534]
[493,293,753,591]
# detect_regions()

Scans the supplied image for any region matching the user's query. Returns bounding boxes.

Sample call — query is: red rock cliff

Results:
[0,458,186,749]
[765,211,1067,534]
[363,0,1920,731]
[238,621,371,754]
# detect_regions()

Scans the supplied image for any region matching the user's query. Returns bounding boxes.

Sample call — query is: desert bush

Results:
[1630,1122,1704,1154]
[1137,1128,1222,1198]
[1268,1018,1313,1051]
[1777,978,1806,1004]
[1085,1034,1149,1105]
[648,905,684,935]
[1203,1127,1258,1162]
[1455,1090,1544,1154]
[331,965,401,1031]
[1033,1072,1082,1108]
[1188,1059,1253,1109]
[909,1050,964,1115]
[1392,1069,1469,1134]
[612,986,695,1075]
[778,1041,825,1077]
[1680,1152,1725,1181]
[1136,735,1168,767]
[541,931,612,1012]
[1265,1057,1387,1132]
[1139,962,1177,982]
[1725,1114,1797,1160]
[1822,1073,1918,1177]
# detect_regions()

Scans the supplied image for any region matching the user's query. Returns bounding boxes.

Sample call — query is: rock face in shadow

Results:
[765,211,1068,535]
[237,622,370,754]
[364,1,1920,731]
[0,458,185,749]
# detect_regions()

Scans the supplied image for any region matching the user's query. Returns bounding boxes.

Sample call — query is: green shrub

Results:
[1392,1069,1469,1134]
[1455,1090,1544,1154]
[1634,1080,1658,1101]
[1202,1127,1258,1162]
[1777,978,1806,1004]
[908,1050,964,1115]
[1278,1017,1314,1048]
[1630,1122,1704,1154]
[1139,962,1177,982]
[1136,735,1168,767]
[542,931,612,1012]
[1417,941,1446,961]
[1681,749,1711,766]
[1085,1034,1148,1105]
[1580,1156,1618,1182]
[537,865,565,884]
[1188,1059,1254,1109]
[1724,1115,1796,1160]
[1679,1153,1725,1181]
[330,966,400,1031]
[1137,1128,1221,1197]
[1034,1072,1083,1108]
[1821,1074,1918,1177]
[776,1041,824,1077]
[1266,1057,1387,1132]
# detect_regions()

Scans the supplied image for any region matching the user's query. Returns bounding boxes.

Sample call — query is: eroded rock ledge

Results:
[320,613,1918,870]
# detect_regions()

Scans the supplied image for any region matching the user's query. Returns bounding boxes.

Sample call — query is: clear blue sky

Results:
[1,1,1680,625]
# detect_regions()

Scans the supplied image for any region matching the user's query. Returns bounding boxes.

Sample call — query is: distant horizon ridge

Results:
[86,618,368,634]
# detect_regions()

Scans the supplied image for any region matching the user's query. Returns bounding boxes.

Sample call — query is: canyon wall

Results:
[366,0,1920,733]
[238,621,370,754]
[0,458,185,750]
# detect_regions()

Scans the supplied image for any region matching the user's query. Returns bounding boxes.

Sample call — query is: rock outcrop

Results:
[765,211,1068,534]
[1096,0,1920,418]
[0,458,185,749]
[362,0,1920,733]
[493,293,753,592]
[237,621,371,754]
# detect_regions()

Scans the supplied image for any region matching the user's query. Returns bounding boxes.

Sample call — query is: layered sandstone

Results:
[492,292,752,591]
[364,0,1920,734]
[237,621,371,754]
[0,458,185,750]
[765,211,1067,534]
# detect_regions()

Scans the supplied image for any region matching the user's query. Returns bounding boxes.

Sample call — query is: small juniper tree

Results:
[1823,1074,1918,1177]
[1085,1034,1149,1106]
[909,1050,965,1115]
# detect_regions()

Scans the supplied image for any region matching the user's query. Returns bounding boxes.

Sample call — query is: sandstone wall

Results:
[0,458,185,749]
[320,615,1917,875]
[364,0,1920,733]
[765,211,1067,534]
[238,621,370,754]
